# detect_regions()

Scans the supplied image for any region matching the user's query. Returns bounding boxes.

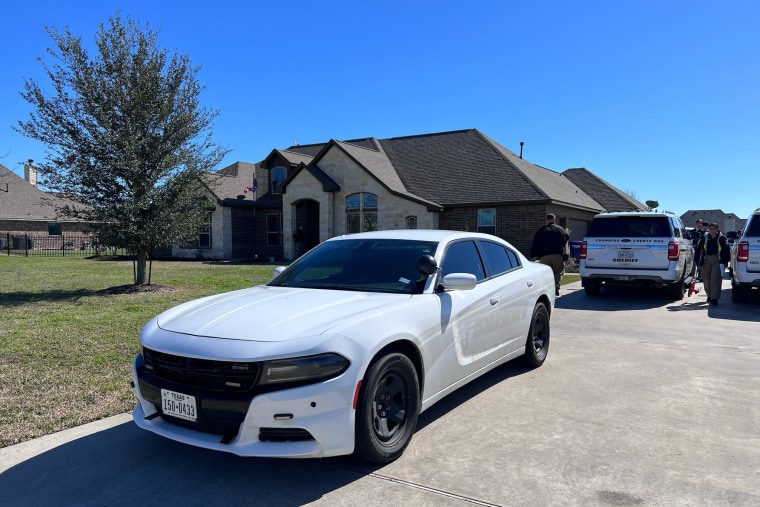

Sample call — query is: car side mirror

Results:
[441,273,477,291]
[417,255,438,276]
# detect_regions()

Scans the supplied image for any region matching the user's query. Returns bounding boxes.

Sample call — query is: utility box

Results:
[13,237,33,250]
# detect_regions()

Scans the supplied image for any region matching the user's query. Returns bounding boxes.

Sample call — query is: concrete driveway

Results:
[1,280,758,506]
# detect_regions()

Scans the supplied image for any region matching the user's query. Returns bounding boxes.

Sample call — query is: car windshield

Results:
[588,216,671,238]
[268,239,439,294]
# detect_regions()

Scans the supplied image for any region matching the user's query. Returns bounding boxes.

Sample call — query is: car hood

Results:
[155,286,411,341]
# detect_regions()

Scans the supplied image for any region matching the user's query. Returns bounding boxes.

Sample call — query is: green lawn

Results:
[0,256,274,447]
[0,256,581,448]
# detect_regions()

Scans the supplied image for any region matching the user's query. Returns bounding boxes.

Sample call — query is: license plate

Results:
[161,389,197,422]
[616,249,635,261]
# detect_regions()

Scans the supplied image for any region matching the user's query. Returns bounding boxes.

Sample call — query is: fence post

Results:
[25,233,29,257]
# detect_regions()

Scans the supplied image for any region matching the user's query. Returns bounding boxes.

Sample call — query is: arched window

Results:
[271,166,287,194]
[346,193,378,233]
[406,216,418,229]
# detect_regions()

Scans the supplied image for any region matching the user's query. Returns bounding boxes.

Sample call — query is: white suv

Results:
[580,211,695,299]
[729,208,760,303]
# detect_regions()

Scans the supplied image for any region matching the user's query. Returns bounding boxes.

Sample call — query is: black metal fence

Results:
[1,233,129,257]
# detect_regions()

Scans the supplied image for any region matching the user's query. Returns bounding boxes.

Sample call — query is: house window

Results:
[271,167,287,194]
[346,193,378,234]
[406,216,417,229]
[267,212,283,246]
[478,208,496,235]
[183,212,212,249]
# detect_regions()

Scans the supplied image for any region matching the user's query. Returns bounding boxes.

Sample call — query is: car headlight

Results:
[259,353,349,385]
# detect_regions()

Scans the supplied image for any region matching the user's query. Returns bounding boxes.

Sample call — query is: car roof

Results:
[593,211,676,218]
[327,229,504,243]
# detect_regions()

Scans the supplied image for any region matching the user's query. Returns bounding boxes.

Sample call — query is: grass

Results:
[0,256,581,448]
[0,256,274,447]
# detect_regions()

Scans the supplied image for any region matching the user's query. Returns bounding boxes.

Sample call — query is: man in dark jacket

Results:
[694,222,730,306]
[530,214,570,296]
[692,219,707,281]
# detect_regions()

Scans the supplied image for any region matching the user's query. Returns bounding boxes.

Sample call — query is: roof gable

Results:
[0,164,84,221]
[562,167,647,212]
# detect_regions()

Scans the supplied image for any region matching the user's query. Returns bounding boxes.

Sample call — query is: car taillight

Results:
[668,241,680,261]
[737,241,750,262]
[580,240,587,260]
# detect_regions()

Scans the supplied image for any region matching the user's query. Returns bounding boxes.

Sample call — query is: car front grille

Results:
[137,348,318,444]
[142,347,259,392]
[138,347,263,441]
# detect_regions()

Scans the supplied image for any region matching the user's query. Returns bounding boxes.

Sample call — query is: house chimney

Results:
[24,159,38,187]
[519,142,524,159]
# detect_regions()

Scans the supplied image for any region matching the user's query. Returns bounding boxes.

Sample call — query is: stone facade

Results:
[282,147,435,260]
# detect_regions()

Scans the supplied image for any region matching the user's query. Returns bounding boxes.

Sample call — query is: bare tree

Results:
[16,13,227,284]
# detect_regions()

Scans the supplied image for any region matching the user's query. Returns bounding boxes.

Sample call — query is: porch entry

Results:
[295,199,320,253]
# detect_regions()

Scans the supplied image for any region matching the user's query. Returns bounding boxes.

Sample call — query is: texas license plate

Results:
[161,389,197,422]
[617,249,635,261]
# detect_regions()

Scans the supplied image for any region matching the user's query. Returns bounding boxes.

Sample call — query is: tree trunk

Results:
[135,247,149,285]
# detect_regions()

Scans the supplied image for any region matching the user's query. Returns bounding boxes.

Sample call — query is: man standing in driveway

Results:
[530,213,570,297]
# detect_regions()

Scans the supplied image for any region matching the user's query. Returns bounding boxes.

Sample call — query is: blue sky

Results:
[1,0,758,220]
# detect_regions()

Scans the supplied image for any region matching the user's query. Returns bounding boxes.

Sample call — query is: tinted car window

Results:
[269,239,438,294]
[587,216,671,238]
[744,215,760,236]
[506,248,521,269]
[479,241,512,276]
[671,217,683,238]
[441,241,486,281]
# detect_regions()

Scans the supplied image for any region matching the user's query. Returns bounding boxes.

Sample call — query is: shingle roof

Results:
[562,167,647,212]
[0,164,85,222]
[332,139,442,209]
[378,129,603,210]
[202,161,258,202]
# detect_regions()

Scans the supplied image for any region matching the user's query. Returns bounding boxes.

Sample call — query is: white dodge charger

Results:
[132,229,555,463]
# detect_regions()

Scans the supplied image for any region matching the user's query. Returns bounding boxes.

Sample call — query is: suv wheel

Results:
[731,284,750,304]
[584,282,601,296]
[668,276,685,300]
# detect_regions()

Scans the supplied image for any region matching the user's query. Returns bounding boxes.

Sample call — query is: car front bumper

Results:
[131,357,359,458]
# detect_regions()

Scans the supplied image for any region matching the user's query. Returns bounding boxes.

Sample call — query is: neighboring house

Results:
[680,209,747,235]
[0,162,91,246]
[171,161,260,260]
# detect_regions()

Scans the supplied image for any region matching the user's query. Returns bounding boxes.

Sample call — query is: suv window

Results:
[744,215,760,236]
[587,216,671,238]
[670,217,684,238]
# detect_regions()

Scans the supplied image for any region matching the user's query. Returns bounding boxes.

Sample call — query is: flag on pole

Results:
[243,177,258,194]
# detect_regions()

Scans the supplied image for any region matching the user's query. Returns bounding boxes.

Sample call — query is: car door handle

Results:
[527,280,534,287]
[490,297,499,305]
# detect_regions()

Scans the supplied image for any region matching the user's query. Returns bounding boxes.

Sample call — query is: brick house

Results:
[0,162,92,248]
[250,128,647,261]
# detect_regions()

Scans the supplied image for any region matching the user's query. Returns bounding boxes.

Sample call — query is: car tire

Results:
[731,284,750,304]
[523,302,550,368]
[584,282,601,296]
[668,276,685,300]
[354,353,420,464]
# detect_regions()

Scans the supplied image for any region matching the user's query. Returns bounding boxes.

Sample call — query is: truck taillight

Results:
[737,241,750,262]
[668,241,680,261]
[580,241,587,260]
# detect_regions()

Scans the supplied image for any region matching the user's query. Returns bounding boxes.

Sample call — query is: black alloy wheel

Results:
[354,353,420,464]
[523,302,550,367]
